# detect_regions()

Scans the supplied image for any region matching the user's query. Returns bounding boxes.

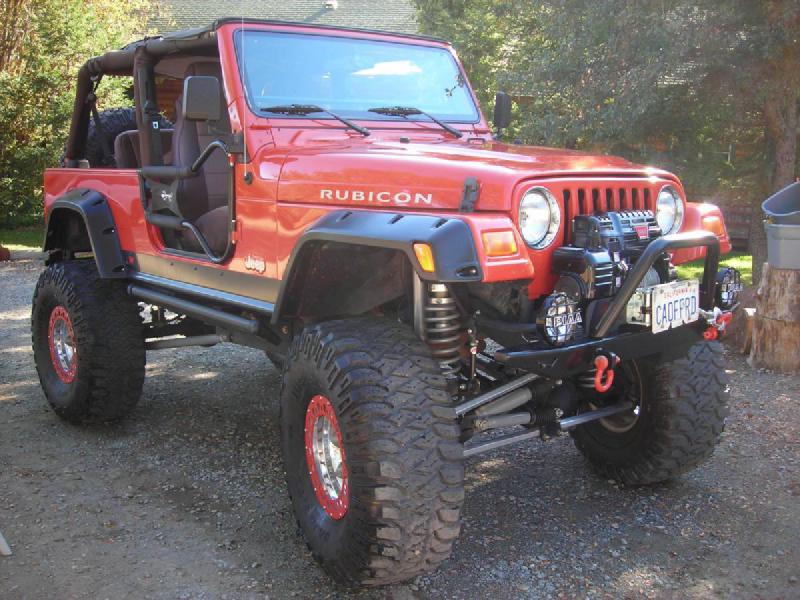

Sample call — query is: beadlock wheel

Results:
[32,261,145,422]
[47,306,77,384]
[280,317,464,586]
[304,394,349,520]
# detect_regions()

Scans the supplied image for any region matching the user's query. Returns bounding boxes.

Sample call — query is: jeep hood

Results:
[275,139,677,211]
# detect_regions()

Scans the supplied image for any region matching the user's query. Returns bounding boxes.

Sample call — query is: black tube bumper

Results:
[495,322,705,378]
[591,231,719,337]
[494,230,721,378]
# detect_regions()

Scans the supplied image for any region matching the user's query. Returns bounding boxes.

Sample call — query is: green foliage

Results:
[0,0,149,227]
[0,226,41,250]
[676,251,753,287]
[415,1,799,198]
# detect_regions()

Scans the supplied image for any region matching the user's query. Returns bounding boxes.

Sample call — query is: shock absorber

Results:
[414,276,464,378]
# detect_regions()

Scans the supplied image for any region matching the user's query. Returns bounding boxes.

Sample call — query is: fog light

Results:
[715,267,742,309]
[537,293,582,346]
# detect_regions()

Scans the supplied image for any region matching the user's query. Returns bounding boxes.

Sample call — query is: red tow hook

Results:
[704,310,733,341]
[594,353,619,393]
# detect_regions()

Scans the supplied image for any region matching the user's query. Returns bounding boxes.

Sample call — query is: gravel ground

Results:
[1,253,798,600]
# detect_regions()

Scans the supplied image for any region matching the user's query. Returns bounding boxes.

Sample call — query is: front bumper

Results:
[492,231,721,378]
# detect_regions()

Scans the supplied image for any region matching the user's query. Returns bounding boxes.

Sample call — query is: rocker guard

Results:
[495,231,720,378]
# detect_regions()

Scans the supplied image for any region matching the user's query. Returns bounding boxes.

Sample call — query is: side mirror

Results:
[493,91,512,131]
[182,76,221,121]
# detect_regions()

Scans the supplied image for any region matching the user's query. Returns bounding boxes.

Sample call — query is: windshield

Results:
[235,31,480,123]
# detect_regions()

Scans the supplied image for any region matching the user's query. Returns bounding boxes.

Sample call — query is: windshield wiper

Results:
[368,106,463,138]
[258,104,370,136]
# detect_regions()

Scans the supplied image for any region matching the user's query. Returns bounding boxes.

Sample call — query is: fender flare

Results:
[44,188,128,278]
[671,201,732,265]
[272,210,483,323]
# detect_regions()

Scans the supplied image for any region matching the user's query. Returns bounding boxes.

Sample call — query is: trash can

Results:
[762,182,800,269]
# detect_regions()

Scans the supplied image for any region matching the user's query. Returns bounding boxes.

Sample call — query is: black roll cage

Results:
[64,33,217,167]
[63,17,450,166]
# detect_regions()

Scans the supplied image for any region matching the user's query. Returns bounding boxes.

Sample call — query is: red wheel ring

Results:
[48,306,77,384]
[304,394,349,520]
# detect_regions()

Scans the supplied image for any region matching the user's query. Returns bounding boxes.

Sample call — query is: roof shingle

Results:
[150,0,419,35]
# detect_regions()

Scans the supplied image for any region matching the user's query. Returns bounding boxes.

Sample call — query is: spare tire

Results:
[84,107,171,168]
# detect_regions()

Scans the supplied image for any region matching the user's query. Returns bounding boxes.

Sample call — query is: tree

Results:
[415,1,800,282]
[0,0,151,227]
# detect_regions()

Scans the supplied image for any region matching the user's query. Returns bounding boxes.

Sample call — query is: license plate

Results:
[651,280,700,333]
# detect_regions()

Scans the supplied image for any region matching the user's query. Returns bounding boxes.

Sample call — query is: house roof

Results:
[150,0,419,35]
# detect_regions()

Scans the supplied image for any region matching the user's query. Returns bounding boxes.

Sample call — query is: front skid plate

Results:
[495,323,703,378]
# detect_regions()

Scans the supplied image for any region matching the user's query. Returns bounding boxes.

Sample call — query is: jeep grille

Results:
[563,185,653,216]
[546,179,666,245]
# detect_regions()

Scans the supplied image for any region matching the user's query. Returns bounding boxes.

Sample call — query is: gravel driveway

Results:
[1,254,798,599]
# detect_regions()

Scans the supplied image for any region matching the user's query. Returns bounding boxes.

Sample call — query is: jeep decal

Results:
[320,189,433,205]
[244,254,266,274]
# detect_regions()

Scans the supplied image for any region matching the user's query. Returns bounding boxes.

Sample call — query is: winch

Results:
[551,210,669,303]
[535,210,671,346]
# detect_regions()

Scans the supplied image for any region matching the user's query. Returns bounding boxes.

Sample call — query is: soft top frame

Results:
[64,18,446,165]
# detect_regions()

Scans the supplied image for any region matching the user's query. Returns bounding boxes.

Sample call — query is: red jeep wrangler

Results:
[32,19,740,586]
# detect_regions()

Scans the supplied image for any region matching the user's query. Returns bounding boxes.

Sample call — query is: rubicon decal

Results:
[320,189,433,205]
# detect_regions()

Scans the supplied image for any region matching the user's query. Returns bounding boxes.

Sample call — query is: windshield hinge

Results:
[460,177,480,212]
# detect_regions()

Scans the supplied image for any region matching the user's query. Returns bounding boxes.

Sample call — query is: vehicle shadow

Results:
[1,258,796,598]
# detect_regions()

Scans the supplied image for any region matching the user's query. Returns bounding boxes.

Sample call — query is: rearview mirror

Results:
[182,76,221,121]
[493,91,512,131]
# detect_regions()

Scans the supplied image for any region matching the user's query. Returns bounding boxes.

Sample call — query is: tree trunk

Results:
[759,83,799,284]
[749,263,800,373]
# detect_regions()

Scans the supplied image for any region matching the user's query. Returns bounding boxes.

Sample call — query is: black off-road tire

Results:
[280,318,464,586]
[84,107,171,168]
[31,260,145,422]
[572,341,729,485]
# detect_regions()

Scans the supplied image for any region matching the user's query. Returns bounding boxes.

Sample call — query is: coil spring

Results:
[423,283,463,378]
[577,368,597,389]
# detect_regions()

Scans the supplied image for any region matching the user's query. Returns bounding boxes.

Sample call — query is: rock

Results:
[0,530,12,556]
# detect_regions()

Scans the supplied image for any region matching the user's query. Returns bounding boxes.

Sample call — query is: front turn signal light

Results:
[481,230,518,257]
[701,215,725,237]
[413,243,436,272]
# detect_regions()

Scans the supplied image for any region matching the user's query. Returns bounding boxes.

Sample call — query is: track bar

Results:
[463,430,539,458]
[454,372,539,417]
[462,401,633,458]
[558,402,633,430]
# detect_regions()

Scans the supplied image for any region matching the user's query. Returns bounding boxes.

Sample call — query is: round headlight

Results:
[656,185,684,234]
[519,187,561,249]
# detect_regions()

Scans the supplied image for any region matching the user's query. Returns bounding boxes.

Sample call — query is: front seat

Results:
[172,62,231,255]
[115,129,173,169]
